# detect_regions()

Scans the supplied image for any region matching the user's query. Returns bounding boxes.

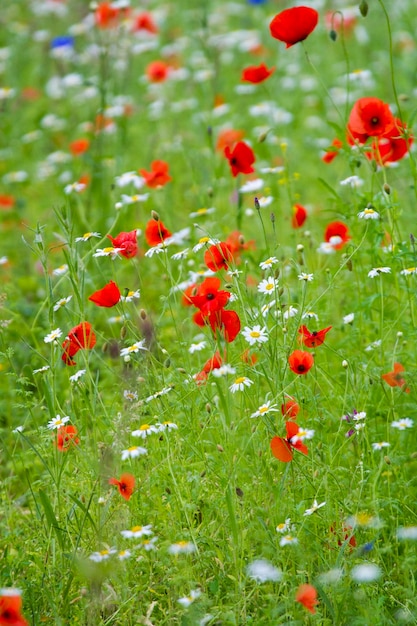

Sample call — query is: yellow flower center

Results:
[198,237,209,244]
[259,406,268,414]
[131,526,142,533]
[127,446,138,452]
[100,549,109,556]
[140,424,150,431]
[103,247,114,253]
[356,512,373,525]
[196,208,207,215]
[250,331,260,338]
[265,283,274,290]
[234,377,246,385]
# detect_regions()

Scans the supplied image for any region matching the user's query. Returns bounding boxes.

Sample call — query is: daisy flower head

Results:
[75,231,101,242]
[33,365,50,374]
[358,207,380,220]
[189,207,216,218]
[229,376,254,393]
[117,549,131,561]
[69,369,86,383]
[193,236,220,253]
[340,175,364,188]
[177,589,201,608]
[400,267,417,276]
[372,441,390,450]
[121,445,148,460]
[276,518,292,534]
[261,300,277,317]
[368,267,391,278]
[246,559,282,583]
[250,400,278,418]
[123,390,138,401]
[93,246,124,259]
[121,524,153,539]
[156,421,178,431]
[283,306,298,320]
[189,341,207,354]
[47,414,70,430]
[168,540,196,555]
[343,312,355,324]
[303,311,319,321]
[44,328,62,343]
[391,417,413,430]
[89,548,117,562]
[257,276,279,295]
[279,534,298,547]
[211,364,236,377]
[259,256,278,271]
[120,289,141,302]
[53,295,73,312]
[304,499,326,516]
[120,340,147,357]
[242,325,269,346]
[298,272,314,282]
[140,536,158,551]
[132,423,159,439]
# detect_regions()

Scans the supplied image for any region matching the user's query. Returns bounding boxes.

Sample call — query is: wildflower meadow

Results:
[2,0,417,624]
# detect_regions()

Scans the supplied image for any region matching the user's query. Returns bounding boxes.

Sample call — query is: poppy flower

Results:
[348,97,395,142]
[216,128,245,153]
[204,242,234,272]
[241,348,258,366]
[322,138,343,163]
[324,221,350,250]
[382,362,410,393]
[109,473,135,501]
[132,12,158,34]
[95,2,125,28]
[241,63,275,84]
[145,60,170,83]
[298,325,332,348]
[292,204,308,228]
[288,350,314,375]
[0,195,15,210]
[295,584,318,614]
[89,281,121,307]
[193,309,241,343]
[0,590,28,626]
[371,118,413,165]
[69,138,90,156]
[270,7,319,48]
[270,421,308,462]
[139,160,171,188]
[189,277,231,315]
[194,351,223,384]
[281,397,300,419]
[145,218,172,247]
[107,229,138,258]
[62,322,96,366]
[225,230,256,263]
[56,425,79,452]
[330,524,357,548]
[224,141,255,177]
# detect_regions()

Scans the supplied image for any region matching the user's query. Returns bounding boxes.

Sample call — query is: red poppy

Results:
[107,230,138,259]
[89,281,121,307]
[0,195,15,210]
[330,524,357,549]
[288,350,314,375]
[322,138,343,163]
[189,277,231,315]
[132,12,158,34]
[62,322,96,366]
[270,421,308,462]
[281,397,300,419]
[95,2,126,28]
[145,218,172,246]
[139,160,171,188]
[298,325,332,348]
[193,309,241,343]
[371,118,413,165]
[295,584,318,614]
[348,97,395,143]
[204,242,234,272]
[69,138,90,156]
[216,128,245,153]
[382,362,410,393]
[324,221,350,250]
[145,60,170,83]
[292,204,308,228]
[224,141,255,177]
[109,473,135,501]
[194,351,223,384]
[270,7,319,48]
[225,230,256,263]
[0,591,28,626]
[241,348,258,366]
[241,63,275,84]
[56,425,79,452]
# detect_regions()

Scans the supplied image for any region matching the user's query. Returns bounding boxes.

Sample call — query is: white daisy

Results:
[121,524,153,539]
[120,340,147,357]
[75,232,101,242]
[391,418,413,430]
[400,267,417,276]
[47,414,70,430]
[371,441,390,450]
[241,325,269,346]
[178,590,201,607]
[132,424,159,439]
[250,401,278,418]
[298,272,314,282]
[168,540,196,554]
[44,328,62,343]
[368,267,391,278]
[69,369,86,383]
[93,247,124,259]
[189,341,207,353]
[211,364,236,377]
[121,446,148,460]
[257,276,279,295]
[259,257,278,270]
[304,499,326,516]
[358,207,380,220]
[89,548,117,562]
[53,295,73,311]
[279,534,298,547]
[229,376,254,393]
[120,289,141,302]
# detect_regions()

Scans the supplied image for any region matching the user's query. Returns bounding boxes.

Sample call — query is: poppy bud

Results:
[102,342,108,353]
[258,129,269,143]
[140,309,147,320]
[120,326,127,339]
[177,367,186,373]
[329,29,337,41]
[206,403,211,413]
[383,183,391,194]
[224,283,233,289]
[207,186,213,197]
[151,210,159,221]
[297,244,304,252]
[384,455,391,465]
[164,358,171,368]
[217,444,224,453]
[359,0,369,17]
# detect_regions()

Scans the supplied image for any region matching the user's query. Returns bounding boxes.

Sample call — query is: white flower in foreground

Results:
[371,441,390,451]
[120,340,147,357]
[259,257,278,270]
[47,415,70,430]
[188,341,207,354]
[121,524,153,539]
[391,418,413,430]
[75,231,101,242]
[358,207,380,220]
[368,267,391,278]
[304,499,326,516]
[156,421,178,432]
[247,559,282,583]
[44,328,62,343]
[132,424,159,439]
[69,369,86,383]
[298,272,314,282]
[250,401,278,418]
[178,589,201,607]
[192,236,220,253]
[257,276,279,295]
[168,541,196,554]
[120,289,141,303]
[400,267,417,276]
[89,548,117,562]
[396,527,417,540]
[283,306,298,320]
[242,325,269,346]
[121,446,147,460]
[93,247,124,259]
[229,376,254,393]
[350,563,382,583]
[117,549,131,561]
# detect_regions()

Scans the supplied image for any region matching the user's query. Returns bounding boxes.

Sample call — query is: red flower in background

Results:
[145,218,172,246]
[145,60,170,83]
[281,397,300,419]
[189,277,231,315]
[322,138,343,164]
[0,195,15,210]
[371,118,413,165]
[62,322,96,366]
[292,204,308,228]
[69,138,90,156]
[241,63,275,84]
[140,160,171,188]
[216,129,245,153]
[295,584,319,614]
[298,325,332,348]
[382,362,410,393]
[270,6,319,48]
[225,230,256,263]
[288,350,314,375]
[324,221,350,250]
[0,590,28,626]
[224,141,255,177]
[109,473,135,501]
[107,230,138,258]
[204,242,234,272]
[89,281,121,307]
[132,12,158,34]
[270,421,309,462]
[348,97,395,143]
[56,425,79,452]
[194,351,223,384]
[95,2,128,28]
[193,308,241,343]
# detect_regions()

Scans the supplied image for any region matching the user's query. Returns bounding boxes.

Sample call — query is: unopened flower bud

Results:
[297,244,304,252]
[383,183,391,195]
[120,326,127,339]
[359,0,368,17]
[342,359,348,368]
[217,444,224,453]
[140,309,147,320]
[329,29,337,41]
[151,210,159,221]
[384,455,391,465]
